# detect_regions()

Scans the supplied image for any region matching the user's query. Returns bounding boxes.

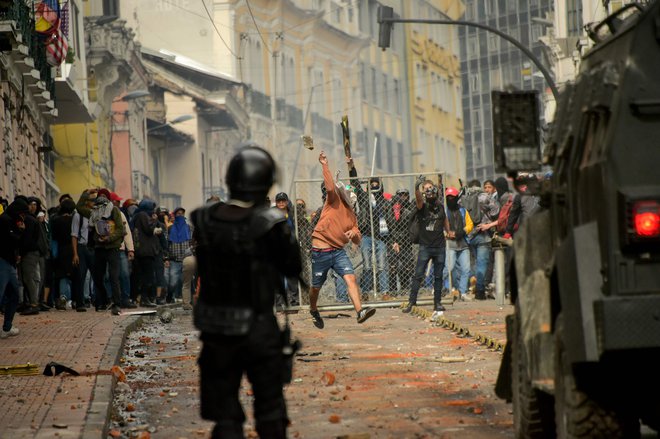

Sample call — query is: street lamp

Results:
[147,114,194,133]
[377,6,559,101]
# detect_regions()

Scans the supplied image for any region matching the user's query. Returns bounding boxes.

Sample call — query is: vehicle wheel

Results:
[554,315,639,438]
[512,304,555,438]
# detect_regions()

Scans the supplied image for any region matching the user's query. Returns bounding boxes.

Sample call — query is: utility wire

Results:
[200,0,240,59]
[245,0,272,55]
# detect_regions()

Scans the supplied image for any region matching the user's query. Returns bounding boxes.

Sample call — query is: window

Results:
[467,35,478,59]
[71,1,81,59]
[386,137,393,172]
[488,33,499,52]
[531,24,543,41]
[454,85,462,118]
[430,72,437,107]
[397,142,403,172]
[371,67,377,104]
[490,67,501,88]
[393,78,400,114]
[470,73,480,94]
[103,0,119,16]
[333,3,342,24]
[360,63,367,100]
[382,73,389,111]
[566,0,583,37]
[415,64,423,100]
[472,109,481,127]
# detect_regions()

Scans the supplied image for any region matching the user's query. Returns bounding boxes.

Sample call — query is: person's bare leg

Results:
[309,287,321,311]
[343,274,363,312]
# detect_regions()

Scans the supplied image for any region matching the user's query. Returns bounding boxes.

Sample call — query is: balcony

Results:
[250,89,271,119]
[275,99,303,130]
[0,0,57,118]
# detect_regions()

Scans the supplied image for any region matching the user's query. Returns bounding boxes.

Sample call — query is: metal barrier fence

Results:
[292,172,446,309]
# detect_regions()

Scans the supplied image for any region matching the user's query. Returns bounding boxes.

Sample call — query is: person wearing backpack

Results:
[462,180,498,300]
[77,192,126,315]
[444,187,473,303]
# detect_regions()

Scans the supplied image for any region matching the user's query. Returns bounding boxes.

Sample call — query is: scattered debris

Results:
[43,362,79,377]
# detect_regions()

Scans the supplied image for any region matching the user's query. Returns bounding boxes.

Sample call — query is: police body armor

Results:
[192,203,286,336]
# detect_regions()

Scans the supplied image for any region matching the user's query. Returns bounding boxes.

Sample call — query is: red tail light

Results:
[633,201,660,237]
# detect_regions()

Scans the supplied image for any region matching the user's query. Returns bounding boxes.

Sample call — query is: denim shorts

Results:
[311,248,354,288]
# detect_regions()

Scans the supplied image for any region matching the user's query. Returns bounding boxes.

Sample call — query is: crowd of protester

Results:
[0,188,195,339]
[276,172,541,310]
[0,169,542,338]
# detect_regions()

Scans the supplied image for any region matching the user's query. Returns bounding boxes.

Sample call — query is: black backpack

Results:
[461,188,484,226]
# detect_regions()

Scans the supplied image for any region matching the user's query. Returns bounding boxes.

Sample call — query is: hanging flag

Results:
[60,1,70,38]
[35,0,61,36]
[45,28,69,66]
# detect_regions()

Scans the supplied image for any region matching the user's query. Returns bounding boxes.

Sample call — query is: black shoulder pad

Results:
[251,207,286,238]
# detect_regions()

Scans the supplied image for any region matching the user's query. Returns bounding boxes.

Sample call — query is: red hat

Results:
[122,198,138,208]
[445,186,459,197]
[109,192,122,202]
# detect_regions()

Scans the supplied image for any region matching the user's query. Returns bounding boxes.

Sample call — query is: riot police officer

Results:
[192,144,302,439]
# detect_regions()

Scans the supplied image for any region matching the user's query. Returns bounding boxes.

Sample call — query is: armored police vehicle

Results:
[495,2,660,437]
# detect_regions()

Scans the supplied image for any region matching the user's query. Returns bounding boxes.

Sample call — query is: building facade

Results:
[0,0,59,205]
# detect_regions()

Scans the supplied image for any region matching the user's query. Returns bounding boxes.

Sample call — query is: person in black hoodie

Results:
[17,196,47,315]
[349,159,394,294]
[51,199,77,310]
[132,199,161,307]
[0,199,29,338]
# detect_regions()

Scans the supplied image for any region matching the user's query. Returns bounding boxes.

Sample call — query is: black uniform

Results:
[192,201,301,439]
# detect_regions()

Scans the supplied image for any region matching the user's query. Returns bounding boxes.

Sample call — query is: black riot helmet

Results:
[226,143,276,202]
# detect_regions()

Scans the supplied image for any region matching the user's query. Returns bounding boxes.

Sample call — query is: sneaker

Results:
[121,301,138,309]
[39,302,51,312]
[111,305,121,316]
[459,294,473,302]
[310,310,324,329]
[20,306,39,316]
[76,307,87,312]
[435,304,446,312]
[182,303,193,311]
[142,299,157,308]
[0,326,19,339]
[56,297,67,311]
[402,303,414,313]
[357,307,376,324]
[156,298,166,306]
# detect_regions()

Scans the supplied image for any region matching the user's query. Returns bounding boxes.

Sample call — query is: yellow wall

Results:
[52,121,111,196]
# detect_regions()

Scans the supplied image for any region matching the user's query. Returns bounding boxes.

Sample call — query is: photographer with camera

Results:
[403,176,451,318]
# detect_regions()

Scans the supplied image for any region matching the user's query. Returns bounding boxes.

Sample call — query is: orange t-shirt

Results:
[311,163,361,249]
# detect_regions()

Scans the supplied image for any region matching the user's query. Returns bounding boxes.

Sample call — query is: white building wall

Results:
[120,0,237,79]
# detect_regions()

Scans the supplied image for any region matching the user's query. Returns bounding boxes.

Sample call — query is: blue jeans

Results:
[444,246,471,295]
[166,260,183,301]
[0,258,20,332]
[360,236,389,293]
[59,278,72,301]
[311,248,354,288]
[469,233,491,294]
[408,245,445,310]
